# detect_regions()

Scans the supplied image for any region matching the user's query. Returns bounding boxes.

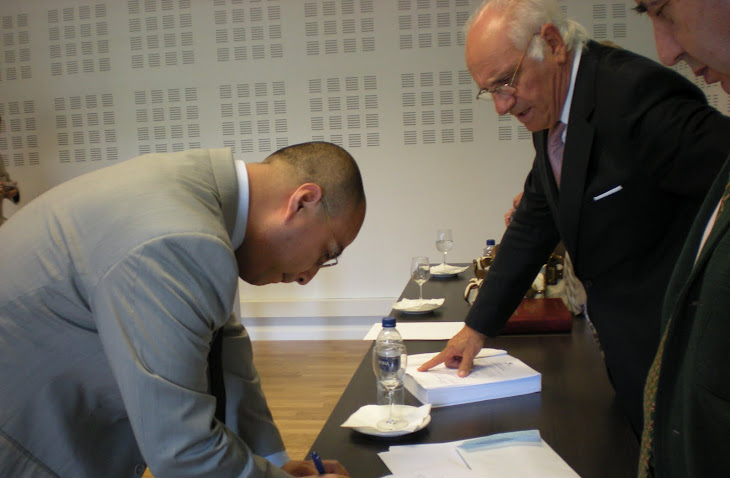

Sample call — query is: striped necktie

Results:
[548,122,567,187]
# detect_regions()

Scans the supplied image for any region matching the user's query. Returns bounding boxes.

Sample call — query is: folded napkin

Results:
[341,404,432,433]
[430,264,468,275]
[393,298,445,311]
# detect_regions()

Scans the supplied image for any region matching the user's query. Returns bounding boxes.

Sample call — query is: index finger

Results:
[417,349,450,371]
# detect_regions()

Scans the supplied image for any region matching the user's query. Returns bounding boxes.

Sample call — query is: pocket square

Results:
[593,185,623,201]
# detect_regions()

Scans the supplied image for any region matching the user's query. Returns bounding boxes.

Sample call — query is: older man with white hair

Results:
[419,0,730,435]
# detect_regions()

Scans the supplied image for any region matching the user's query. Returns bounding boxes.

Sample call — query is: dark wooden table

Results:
[309,267,639,478]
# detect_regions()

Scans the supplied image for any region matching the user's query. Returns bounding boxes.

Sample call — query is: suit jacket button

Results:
[134,464,146,476]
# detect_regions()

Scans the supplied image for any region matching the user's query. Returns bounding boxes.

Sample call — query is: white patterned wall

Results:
[1,0,725,320]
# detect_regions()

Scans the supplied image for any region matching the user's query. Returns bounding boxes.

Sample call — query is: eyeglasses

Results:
[317,197,339,268]
[476,33,539,101]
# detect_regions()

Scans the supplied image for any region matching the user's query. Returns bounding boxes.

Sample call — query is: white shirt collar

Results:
[230,160,249,250]
[558,46,583,142]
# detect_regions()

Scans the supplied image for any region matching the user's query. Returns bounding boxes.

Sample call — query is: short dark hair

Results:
[264,141,365,218]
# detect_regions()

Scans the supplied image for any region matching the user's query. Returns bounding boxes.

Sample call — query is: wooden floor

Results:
[143,340,370,477]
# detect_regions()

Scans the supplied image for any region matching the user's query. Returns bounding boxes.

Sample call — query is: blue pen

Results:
[310,451,326,475]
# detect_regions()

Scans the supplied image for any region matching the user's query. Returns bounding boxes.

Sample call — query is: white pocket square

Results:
[593,185,623,201]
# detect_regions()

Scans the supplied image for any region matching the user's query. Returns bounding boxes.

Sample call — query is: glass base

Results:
[376,417,409,431]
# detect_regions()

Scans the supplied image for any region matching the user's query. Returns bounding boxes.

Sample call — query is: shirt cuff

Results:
[265,450,290,467]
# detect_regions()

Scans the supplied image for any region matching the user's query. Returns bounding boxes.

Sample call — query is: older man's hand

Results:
[417,325,487,377]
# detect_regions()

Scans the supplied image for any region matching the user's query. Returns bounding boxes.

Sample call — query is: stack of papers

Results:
[404,349,541,407]
[379,430,579,477]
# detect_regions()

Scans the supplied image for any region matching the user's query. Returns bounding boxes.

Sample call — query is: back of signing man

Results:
[0,142,365,478]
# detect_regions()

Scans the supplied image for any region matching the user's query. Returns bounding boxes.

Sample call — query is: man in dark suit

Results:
[633,1,730,476]
[419,0,730,434]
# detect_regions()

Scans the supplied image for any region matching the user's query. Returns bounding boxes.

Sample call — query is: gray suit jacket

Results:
[0,149,290,478]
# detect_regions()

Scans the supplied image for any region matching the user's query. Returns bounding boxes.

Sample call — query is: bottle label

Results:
[377,355,401,373]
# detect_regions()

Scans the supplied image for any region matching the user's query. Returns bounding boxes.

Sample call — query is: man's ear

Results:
[284,183,323,223]
[541,23,567,63]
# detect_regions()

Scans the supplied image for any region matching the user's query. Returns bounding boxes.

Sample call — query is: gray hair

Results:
[263,141,366,218]
[466,0,589,61]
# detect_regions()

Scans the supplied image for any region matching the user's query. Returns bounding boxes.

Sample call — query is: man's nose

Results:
[295,266,319,285]
[653,20,683,67]
[493,94,516,116]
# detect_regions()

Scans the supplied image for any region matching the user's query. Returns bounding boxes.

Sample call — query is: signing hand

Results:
[417,325,486,377]
[281,459,349,477]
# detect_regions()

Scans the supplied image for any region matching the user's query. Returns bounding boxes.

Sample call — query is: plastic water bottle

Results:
[483,239,496,258]
[373,317,406,406]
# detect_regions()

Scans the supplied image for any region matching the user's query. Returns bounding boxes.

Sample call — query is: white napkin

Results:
[393,298,445,311]
[341,404,432,433]
[430,264,468,275]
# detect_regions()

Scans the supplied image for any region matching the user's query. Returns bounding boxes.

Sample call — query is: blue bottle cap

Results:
[486,239,496,245]
[382,317,396,327]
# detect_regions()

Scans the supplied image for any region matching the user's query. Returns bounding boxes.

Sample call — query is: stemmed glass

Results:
[373,341,408,431]
[435,229,454,266]
[410,256,431,303]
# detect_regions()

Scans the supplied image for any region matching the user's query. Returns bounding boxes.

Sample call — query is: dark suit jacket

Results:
[652,157,730,477]
[465,41,730,433]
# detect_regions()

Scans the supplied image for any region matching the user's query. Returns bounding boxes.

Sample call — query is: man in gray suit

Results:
[0,142,365,478]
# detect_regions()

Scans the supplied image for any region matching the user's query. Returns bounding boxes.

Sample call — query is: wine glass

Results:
[410,256,430,303]
[372,341,408,431]
[435,228,454,266]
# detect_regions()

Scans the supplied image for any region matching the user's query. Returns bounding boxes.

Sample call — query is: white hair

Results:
[465,0,589,61]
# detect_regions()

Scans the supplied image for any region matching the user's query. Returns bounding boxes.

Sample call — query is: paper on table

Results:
[406,350,530,390]
[456,430,580,477]
[378,440,475,478]
[363,322,464,341]
[406,348,506,368]
[378,431,578,478]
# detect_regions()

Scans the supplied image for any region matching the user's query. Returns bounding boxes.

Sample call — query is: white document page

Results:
[406,350,537,390]
[363,322,464,340]
[456,430,579,477]
[378,440,474,477]
[378,431,577,478]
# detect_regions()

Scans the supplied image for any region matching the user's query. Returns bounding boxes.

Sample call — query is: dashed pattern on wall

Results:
[2,0,727,169]
[134,88,199,155]
[0,100,39,167]
[1,13,31,81]
[304,0,375,56]
[48,4,110,76]
[401,70,474,145]
[213,0,283,61]
[219,81,289,154]
[309,75,380,148]
[54,94,117,163]
[397,0,471,50]
[592,3,628,41]
[128,0,194,69]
